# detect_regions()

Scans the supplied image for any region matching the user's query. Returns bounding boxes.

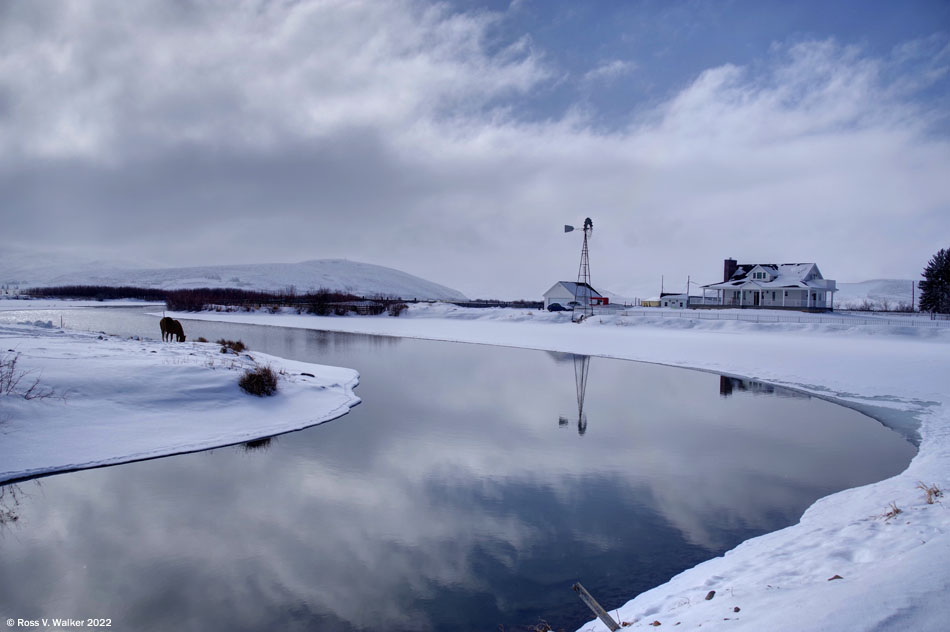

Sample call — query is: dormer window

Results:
[752,271,768,280]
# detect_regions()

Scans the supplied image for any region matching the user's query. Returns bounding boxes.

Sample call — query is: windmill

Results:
[564,217,594,321]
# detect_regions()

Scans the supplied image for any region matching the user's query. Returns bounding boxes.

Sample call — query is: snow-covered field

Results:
[167,303,950,632]
[0,322,360,484]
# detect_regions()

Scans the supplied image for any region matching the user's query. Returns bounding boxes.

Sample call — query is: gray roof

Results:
[545,281,602,297]
[703,263,832,290]
[556,281,601,297]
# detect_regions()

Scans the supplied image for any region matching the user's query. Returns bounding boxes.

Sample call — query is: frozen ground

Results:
[169,302,950,632]
[0,322,360,484]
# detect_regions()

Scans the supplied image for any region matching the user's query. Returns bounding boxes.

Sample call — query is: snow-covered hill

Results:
[0,251,468,301]
[835,279,918,309]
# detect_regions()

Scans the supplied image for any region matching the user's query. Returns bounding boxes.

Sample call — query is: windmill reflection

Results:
[558,354,591,435]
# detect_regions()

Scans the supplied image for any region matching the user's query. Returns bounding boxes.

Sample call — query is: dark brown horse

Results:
[160,316,186,342]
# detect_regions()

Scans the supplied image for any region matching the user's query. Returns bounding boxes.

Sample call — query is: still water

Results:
[0,307,914,631]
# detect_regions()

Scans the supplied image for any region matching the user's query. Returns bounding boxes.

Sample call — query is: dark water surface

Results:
[0,307,914,631]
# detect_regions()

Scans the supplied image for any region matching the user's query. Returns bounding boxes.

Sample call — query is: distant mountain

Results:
[0,251,468,301]
[835,279,918,309]
[0,247,150,288]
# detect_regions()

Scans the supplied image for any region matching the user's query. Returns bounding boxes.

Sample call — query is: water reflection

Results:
[558,354,591,435]
[241,436,275,451]
[0,308,916,631]
[0,483,25,527]
[719,375,810,398]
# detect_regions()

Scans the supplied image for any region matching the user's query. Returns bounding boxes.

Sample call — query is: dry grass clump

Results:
[882,501,902,520]
[917,481,943,504]
[217,339,247,354]
[239,365,278,397]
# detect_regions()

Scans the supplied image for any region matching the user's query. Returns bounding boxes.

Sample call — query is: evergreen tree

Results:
[919,247,950,315]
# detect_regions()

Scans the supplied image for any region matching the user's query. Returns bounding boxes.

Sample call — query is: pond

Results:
[0,306,915,631]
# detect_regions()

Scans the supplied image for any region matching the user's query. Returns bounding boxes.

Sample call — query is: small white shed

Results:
[660,293,689,309]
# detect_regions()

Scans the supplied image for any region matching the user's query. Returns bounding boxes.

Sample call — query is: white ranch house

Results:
[700,259,837,311]
[542,282,604,309]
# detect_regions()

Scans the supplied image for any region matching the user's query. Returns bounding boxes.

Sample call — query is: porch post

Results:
[782,290,786,307]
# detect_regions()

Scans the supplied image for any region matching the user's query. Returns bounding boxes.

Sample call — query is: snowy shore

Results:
[168,303,950,632]
[0,322,360,484]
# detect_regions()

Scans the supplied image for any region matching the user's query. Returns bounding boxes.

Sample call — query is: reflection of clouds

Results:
[0,327,915,630]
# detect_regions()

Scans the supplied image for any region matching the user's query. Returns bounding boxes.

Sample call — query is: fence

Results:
[608,308,950,328]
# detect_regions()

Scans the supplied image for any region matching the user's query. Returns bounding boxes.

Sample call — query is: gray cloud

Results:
[0,1,947,298]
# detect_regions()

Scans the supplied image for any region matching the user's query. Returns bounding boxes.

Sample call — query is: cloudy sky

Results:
[1,0,948,298]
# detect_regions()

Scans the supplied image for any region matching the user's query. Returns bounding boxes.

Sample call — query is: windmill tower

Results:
[564,217,594,321]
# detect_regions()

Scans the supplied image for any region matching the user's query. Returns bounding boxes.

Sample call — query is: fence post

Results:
[572,583,621,631]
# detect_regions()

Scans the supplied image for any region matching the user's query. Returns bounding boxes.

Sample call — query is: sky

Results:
[1,0,948,299]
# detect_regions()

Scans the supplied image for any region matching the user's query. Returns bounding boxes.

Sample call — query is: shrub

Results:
[217,339,247,353]
[196,337,209,343]
[165,288,277,312]
[239,365,278,396]
[388,302,408,317]
[1,351,56,400]
[24,285,166,301]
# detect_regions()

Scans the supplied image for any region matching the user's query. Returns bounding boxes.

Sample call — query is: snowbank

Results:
[0,323,360,484]
[169,303,950,632]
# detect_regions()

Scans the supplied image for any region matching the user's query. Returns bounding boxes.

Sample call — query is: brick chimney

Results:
[723,258,738,282]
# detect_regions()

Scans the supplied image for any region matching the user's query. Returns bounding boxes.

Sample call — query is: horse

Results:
[160,316,186,342]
